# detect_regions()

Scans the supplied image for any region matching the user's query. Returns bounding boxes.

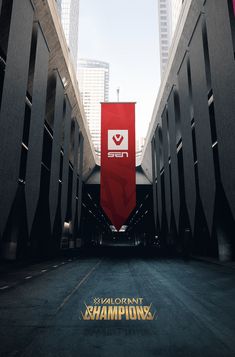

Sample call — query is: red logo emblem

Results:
[112,134,124,146]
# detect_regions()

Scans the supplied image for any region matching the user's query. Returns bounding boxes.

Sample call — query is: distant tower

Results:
[56,0,80,71]
[158,0,184,77]
[78,59,109,152]
[158,0,172,77]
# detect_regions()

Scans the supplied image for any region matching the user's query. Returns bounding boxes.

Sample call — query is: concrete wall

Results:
[0,0,96,259]
[142,0,235,260]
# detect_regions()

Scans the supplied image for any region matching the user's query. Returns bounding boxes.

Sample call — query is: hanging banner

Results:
[100,103,136,231]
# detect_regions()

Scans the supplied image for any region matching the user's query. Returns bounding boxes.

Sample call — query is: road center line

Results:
[0,285,9,290]
[56,259,102,313]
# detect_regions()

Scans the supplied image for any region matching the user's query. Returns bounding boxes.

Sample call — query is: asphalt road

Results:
[0,250,235,357]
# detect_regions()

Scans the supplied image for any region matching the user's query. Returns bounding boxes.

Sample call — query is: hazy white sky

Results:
[78,0,161,140]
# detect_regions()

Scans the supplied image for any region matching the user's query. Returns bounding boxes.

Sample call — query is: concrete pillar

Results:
[155,127,163,229]
[0,0,34,235]
[25,23,49,234]
[49,72,65,231]
[151,139,157,230]
[61,96,72,226]
[70,121,79,247]
[162,108,171,232]
[77,134,84,231]
[189,14,216,235]
[177,52,196,233]
[167,87,180,233]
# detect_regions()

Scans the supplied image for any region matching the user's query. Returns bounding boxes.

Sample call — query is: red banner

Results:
[100,103,136,231]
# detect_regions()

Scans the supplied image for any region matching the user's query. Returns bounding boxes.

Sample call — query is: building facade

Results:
[0,0,96,260]
[148,0,235,260]
[78,59,109,152]
[171,0,184,37]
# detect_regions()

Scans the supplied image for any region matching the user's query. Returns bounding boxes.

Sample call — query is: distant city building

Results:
[56,0,79,71]
[158,0,184,77]
[78,59,109,152]
[136,136,145,159]
[136,136,145,153]
[158,0,172,76]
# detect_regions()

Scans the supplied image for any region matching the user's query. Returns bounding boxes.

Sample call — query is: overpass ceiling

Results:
[82,183,154,235]
[85,165,151,185]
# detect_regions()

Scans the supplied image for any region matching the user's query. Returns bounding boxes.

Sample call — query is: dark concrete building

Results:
[143,0,235,261]
[0,0,98,260]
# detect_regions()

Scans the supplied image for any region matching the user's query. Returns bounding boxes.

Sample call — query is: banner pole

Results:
[116,87,120,102]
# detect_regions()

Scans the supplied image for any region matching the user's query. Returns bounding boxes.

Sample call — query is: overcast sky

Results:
[78,0,161,140]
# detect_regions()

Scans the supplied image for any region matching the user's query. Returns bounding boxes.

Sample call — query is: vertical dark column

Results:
[162,108,171,231]
[0,0,34,235]
[167,87,180,232]
[155,127,163,229]
[77,134,84,230]
[25,24,49,234]
[0,0,2,16]
[49,72,64,230]
[61,97,72,226]
[71,121,79,233]
[204,0,235,219]
[189,14,216,234]
[177,52,196,233]
[151,138,157,229]
[228,0,235,53]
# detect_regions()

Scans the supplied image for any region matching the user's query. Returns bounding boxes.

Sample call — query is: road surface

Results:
[0,250,235,356]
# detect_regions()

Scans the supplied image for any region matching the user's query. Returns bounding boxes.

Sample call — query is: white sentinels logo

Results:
[108,130,128,150]
[107,130,128,158]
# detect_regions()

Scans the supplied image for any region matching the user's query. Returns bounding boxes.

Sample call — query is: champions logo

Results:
[107,130,128,158]
[81,297,157,321]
